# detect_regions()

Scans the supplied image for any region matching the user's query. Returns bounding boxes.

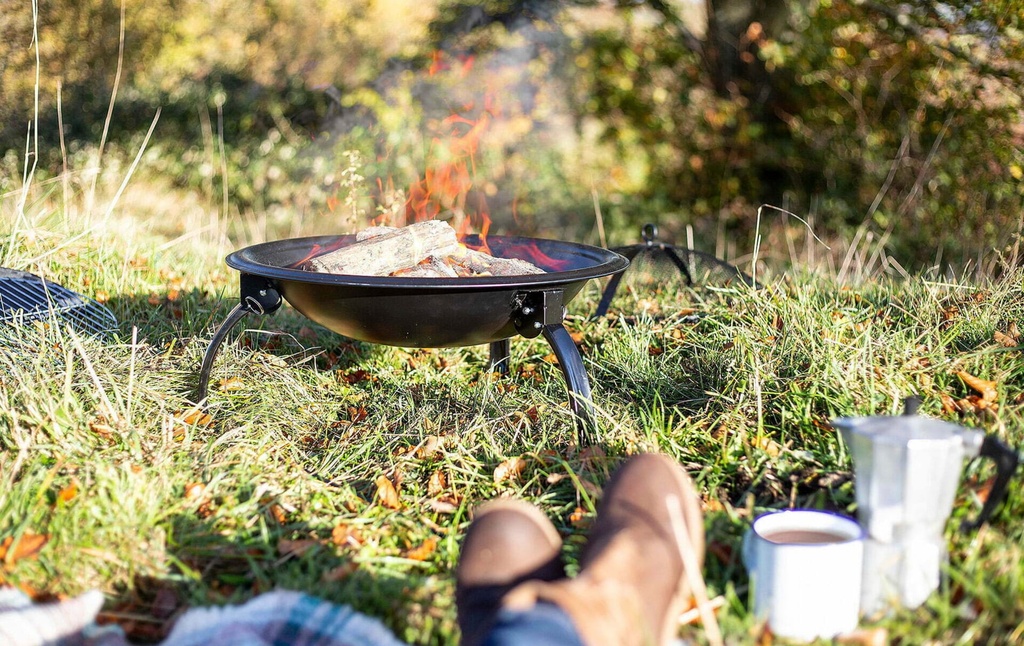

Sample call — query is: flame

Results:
[398,51,495,253]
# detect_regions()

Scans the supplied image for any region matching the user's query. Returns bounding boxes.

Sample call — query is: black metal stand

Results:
[489,339,511,374]
[196,274,282,403]
[198,280,599,444]
[541,324,596,445]
[512,289,598,444]
[594,223,755,318]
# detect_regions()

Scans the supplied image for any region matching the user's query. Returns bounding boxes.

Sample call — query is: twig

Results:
[591,187,607,249]
[90,0,127,212]
[57,80,70,209]
[102,108,162,221]
[668,494,724,646]
[897,112,953,217]
[10,0,42,263]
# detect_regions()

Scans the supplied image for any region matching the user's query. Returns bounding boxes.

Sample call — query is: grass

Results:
[2,163,1024,645]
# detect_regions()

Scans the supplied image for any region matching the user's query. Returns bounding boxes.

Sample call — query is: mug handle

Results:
[960,435,1020,531]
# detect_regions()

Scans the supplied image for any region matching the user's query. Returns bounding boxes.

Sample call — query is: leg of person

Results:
[456,499,566,646]
[500,453,705,646]
[477,602,584,646]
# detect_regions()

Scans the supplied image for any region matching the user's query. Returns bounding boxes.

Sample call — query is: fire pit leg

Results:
[197,303,251,402]
[196,273,283,403]
[489,339,511,374]
[541,324,598,445]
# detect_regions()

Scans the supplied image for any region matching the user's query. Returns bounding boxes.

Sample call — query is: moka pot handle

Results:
[961,434,1019,532]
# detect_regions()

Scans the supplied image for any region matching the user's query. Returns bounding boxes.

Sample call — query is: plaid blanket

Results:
[0,587,407,646]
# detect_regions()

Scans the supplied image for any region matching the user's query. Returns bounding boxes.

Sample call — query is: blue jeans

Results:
[479,602,585,646]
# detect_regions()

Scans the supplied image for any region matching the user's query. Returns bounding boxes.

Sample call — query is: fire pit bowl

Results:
[197,233,628,443]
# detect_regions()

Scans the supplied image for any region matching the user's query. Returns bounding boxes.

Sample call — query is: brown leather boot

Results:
[502,453,705,646]
[456,499,566,646]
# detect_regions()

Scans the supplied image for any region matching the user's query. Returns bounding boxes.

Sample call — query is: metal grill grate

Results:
[595,223,758,317]
[0,268,117,336]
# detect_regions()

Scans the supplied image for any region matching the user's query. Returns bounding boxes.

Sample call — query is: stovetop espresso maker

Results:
[833,398,1019,615]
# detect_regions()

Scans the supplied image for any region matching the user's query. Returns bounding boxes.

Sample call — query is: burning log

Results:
[309,220,462,276]
[449,247,545,277]
[308,221,545,277]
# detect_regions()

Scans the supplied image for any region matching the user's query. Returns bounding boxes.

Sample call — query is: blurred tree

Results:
[0,0,176,149]
[556,0,1023,262]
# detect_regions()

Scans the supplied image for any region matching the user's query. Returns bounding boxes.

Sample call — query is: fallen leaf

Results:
[956,370,998,405]
[578,478,601,499]
[178,409,213,427]
[277,538,319,558]
[754,436,782,458]
[970,475,995,505]
[429,497,460,514]
[994,325,1020,348]
[347,407,369,423]
[0,532,49,566]
[427,470,447,497]
[267,504,288,524]
[183,482,206,501]
[706,540,733,564]
[218,377,245,392]
[375,475,402,509]
[940,393,959,415]
[702,498,725,513]
[578,445,606,472]
[568,506,589,529]
[298,326,317,340]
[331,523,363,549]
[940,305,960,330]
[493,456,527,484]
[56,478,80,505]
[404,537,437,561]
[89,419,115,439]
[416,435,443,460]
[340,369,372,385]
[322,561,358,582]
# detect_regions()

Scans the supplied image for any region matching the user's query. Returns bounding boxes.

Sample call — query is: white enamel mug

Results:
[743,509,865,641]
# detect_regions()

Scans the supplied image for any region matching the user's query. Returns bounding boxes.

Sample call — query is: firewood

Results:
[309,220,462,276]
[449,247,545,276]
[355,226,397,241]
[391,256,459,278]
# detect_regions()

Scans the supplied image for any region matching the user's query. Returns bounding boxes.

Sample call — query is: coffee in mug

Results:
[743,509,865,641]
[760,529,849,544]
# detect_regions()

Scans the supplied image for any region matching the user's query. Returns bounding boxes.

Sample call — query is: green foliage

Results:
[3,0,1023,267]
[568,0,1024,263]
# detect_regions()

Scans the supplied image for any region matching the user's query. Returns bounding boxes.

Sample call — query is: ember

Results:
[307,221,545,278]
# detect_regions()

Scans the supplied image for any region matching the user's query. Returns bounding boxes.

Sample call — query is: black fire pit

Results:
[197,234,628,444]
